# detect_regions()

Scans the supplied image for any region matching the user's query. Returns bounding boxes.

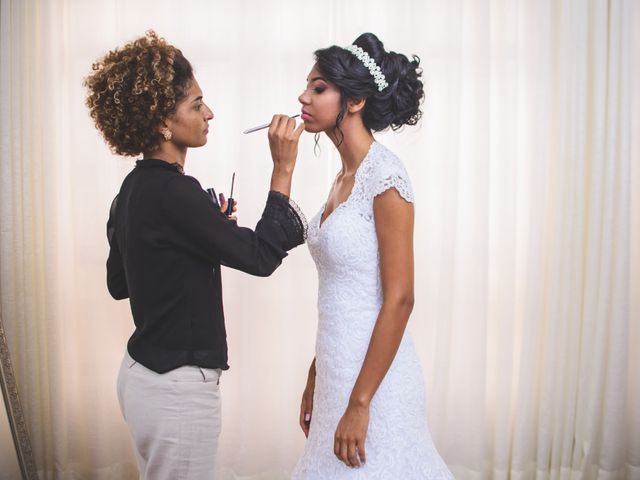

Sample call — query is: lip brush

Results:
[243,114,300,134]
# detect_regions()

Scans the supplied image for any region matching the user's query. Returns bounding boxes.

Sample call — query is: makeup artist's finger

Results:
[283,114,299,129]
[279,115,294,135]
[219,200,228,214]
[267,115,279,136]
[268,114,286,136]
[228,215,237,222]
[293,121,306,139]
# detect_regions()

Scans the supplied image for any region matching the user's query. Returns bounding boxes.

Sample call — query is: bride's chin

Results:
[302,122,326,134]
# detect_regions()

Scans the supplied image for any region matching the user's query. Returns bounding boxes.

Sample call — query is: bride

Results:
[287,33,454,479]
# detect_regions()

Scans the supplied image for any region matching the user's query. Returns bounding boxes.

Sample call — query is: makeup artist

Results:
[84,31,306,480]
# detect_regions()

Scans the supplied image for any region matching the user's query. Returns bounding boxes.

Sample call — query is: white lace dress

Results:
[291,142,453,480]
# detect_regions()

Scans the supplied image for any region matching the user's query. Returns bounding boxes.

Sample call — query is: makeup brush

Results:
[243,114,300,134]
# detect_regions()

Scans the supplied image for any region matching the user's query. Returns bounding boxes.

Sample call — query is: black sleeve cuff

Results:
[262,191,308,250]
[107,195,119,245]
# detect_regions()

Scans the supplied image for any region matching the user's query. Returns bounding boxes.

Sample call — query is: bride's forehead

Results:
[307,65,322,81]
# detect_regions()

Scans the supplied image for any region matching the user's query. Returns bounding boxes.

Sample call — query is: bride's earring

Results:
[161,128,172,141]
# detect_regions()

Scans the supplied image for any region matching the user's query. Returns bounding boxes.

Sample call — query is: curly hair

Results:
[314,32,424,146]
[84,30,193,156]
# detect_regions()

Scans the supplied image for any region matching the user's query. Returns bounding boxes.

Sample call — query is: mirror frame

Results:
[0,315,39,480]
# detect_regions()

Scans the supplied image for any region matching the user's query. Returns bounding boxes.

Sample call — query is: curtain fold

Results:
[0,0,636,478]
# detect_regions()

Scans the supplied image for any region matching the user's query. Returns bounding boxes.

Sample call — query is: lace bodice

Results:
[311,143,412,303]
[292,142,453,479]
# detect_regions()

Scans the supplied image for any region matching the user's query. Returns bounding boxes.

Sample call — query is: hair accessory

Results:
[345,44,388,92]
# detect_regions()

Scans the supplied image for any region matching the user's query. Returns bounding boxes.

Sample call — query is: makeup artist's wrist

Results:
[269,168,293,197]
[272,162,295,175]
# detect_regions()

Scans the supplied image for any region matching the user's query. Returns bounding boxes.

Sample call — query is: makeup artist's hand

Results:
[268,114,305,171]
[219,195,238,222]
[268,114,304,196]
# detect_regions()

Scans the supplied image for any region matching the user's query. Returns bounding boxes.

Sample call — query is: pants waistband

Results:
[124,350,222,384]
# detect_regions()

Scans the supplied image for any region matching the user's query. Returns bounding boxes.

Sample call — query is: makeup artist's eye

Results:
[195,103,203,111]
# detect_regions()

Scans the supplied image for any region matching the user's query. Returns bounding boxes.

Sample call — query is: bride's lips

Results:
[301,110,312,121]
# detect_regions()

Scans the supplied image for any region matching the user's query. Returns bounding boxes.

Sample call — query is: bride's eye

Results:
[314,86,326,94]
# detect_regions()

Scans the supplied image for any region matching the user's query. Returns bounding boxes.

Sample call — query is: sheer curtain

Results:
[0,0,637,478]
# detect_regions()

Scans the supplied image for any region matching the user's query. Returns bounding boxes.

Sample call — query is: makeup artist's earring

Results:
[161,128,172,141]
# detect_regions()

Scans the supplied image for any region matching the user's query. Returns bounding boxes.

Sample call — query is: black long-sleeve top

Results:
[107,159,306,373]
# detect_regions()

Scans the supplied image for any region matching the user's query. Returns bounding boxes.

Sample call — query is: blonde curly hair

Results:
[84,30,193,156]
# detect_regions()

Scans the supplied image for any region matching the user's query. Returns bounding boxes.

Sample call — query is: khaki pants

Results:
[117,351,222,480]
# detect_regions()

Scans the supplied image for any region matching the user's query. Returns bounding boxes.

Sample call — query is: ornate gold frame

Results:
[0,316,39,479]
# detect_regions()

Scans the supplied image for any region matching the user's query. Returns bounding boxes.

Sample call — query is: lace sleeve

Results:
[262,191,308,248]
[369,161,414,204]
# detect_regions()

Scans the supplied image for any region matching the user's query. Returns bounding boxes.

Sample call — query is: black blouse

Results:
[107,159,306,373]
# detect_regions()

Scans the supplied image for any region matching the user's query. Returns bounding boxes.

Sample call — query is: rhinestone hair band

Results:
[345,44,389,92]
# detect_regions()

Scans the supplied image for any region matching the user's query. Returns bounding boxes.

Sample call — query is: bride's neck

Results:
[330,121,374,176]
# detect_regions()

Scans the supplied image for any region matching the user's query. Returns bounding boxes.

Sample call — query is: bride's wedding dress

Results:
[292,142,453,479]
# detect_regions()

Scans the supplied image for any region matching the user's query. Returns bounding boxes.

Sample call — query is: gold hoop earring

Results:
[161,128,172,141]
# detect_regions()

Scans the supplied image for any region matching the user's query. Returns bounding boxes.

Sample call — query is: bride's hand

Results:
[334,402,368,468]
[299,370,315,437]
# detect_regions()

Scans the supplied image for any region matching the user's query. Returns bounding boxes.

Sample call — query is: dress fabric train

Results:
[292,142,453,479]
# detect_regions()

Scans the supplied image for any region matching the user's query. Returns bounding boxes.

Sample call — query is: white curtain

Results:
[0,0,637,478]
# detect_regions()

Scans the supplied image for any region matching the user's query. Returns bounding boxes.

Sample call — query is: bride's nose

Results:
[298,90,310,105]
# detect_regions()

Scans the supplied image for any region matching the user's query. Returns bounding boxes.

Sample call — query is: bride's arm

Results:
[300,358,316,437]
[333,187,414,468]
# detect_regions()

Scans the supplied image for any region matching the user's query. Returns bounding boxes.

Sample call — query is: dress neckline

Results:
[318,141,377,229]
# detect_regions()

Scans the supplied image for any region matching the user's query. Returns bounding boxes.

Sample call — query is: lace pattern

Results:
[263,191,308,249]
[292,142,453,479]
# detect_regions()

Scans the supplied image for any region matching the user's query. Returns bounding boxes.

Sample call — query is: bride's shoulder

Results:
[365,142,409,178]
[362,142,414,202]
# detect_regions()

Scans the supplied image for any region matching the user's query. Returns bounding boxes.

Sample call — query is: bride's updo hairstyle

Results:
[314,32,424,138]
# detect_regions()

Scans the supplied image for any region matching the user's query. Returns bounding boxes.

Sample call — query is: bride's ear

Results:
[346,98,366,114]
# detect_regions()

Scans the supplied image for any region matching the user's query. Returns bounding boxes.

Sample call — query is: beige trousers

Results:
[117,351,222,480]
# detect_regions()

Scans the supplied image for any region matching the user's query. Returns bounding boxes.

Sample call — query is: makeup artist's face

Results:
[165,78,214,148]
[298,65,342,134]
